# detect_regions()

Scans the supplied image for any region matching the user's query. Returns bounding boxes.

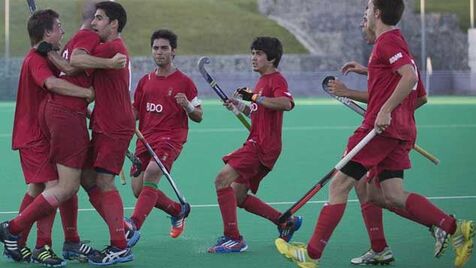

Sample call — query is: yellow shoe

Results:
[451,219,475,268]
[275,238,319,268]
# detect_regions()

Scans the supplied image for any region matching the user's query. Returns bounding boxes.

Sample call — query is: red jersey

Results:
[49,29,100,111]
[365,29,417,141]
[247,71,293,169]
[133,69,199,153]
[90,38,135,136]
[12,49,55,149]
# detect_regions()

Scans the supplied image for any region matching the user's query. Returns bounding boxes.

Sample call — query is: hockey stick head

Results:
[26,0,37,15]
[321,75,336,92]
[197,56,211,76]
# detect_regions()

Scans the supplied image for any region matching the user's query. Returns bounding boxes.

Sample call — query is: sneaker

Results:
[170,203,191,238]
[278,216,303,242]
[350,247,395,265]
[3,246,32,263]
[0,221,21,261]
[451,219,475,268]
[275,238,319,268]
[430,225,450,258]
[88,245,133,266]
[32,245,67,267]
[124,218,141,247]
[207,236,248,253]
[62,241,98,263]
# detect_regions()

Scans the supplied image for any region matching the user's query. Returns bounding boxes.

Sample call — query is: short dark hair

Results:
[150,29,177,49]
[27,9,59,46]
[373,0,404,26]
[95,1,127,32]
[250,37,283,67]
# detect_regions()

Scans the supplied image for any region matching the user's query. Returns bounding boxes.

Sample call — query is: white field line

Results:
[1,195,475,214]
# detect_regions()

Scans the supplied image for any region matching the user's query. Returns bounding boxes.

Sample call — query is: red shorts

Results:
[346,128,412,172]
[131,142,182,176]
[19,141,58,184]
[42,102,89,169]
[86,132,133,175]
[223,142,271,194]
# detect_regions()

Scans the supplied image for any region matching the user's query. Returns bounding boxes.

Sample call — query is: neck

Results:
[375,23,396,39]
[156,64,176,76]
[105,32,120,42]
[258,66,277,76]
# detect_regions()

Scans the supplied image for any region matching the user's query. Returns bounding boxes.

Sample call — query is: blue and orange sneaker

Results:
[170,203,191,238]
[208,236,248,253]
[278,216,303,242]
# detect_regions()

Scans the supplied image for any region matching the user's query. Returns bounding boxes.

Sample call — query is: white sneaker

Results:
[350,247,395,265]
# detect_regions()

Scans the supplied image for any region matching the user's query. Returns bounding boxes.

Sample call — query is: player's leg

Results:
[351,177,394,265]
[208,164,247,253]
[234,174,302,242]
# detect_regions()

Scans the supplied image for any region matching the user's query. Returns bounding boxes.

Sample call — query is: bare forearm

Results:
[188,107,203,123]
[346,89,369,103]
[45,77,92,99]
[70,53,113,69]
[380,74,417,114]
[257,96,293,111]
[47,52,79,75]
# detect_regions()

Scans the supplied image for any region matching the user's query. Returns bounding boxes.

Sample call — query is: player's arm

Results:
[70,49,126,69]
[44,76,94,102]
[175,93,203,122]
[341,61,368,75]
[47,51,80,76]
[236,87,293,111]
[327,79,369,103]
[375,64,418,131]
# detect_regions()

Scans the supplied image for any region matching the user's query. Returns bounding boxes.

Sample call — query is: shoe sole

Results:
[62,251,88,263]
[88,254,134,266]
[32,259,67,267]
[350,257,395,265]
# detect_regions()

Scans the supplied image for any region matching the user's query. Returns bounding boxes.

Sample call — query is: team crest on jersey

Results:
[168,88,173,96]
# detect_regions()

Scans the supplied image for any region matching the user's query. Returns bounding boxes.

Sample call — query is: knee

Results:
[214,171,231,190]
[383,194,404,209]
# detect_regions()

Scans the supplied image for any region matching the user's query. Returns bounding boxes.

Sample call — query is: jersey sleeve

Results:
[30,55,55,89]
[271,75,293,101]
[185,76,200,107]
[377,39,413,73]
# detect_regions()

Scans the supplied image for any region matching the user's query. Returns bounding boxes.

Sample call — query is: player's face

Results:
[151,38,175,67]
[45,18,64,49]
[366,0,377,33]
[360,8,376,44]
[251,49,274,73]
[91,9,113,41]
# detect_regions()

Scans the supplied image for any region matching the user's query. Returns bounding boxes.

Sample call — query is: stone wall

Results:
[258,0,469,71]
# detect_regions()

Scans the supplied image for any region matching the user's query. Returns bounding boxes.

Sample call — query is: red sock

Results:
[361,202,387,252]
[131,186,158,230]
[18,193,35,247]
[388,206,432,227]
[217,187,240,239]
[155,189,181,217]
[238,195,281,224]
[87,186,105,218]
[36,209,56,248]
[307,203,346,260]
[9,194,58,235]
[59,194,80,243]
[405,193,456,234]
[101,190,127,249]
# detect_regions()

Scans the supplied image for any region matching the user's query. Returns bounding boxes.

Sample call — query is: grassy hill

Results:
[0,0,308,56]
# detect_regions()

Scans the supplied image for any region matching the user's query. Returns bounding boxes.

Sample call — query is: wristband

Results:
[185,102,195,113]
[236,101,247,112]
[256,96,265,104]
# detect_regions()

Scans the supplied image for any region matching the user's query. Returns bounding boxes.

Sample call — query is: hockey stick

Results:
[278,129,377,223]
[26,0,36,14]
[322,76,440,165]
[135,129,187,205]
[197,57,251,130]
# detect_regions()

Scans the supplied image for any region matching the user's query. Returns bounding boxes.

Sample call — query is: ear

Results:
[110,19,119,30]
[171,48,176,57]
